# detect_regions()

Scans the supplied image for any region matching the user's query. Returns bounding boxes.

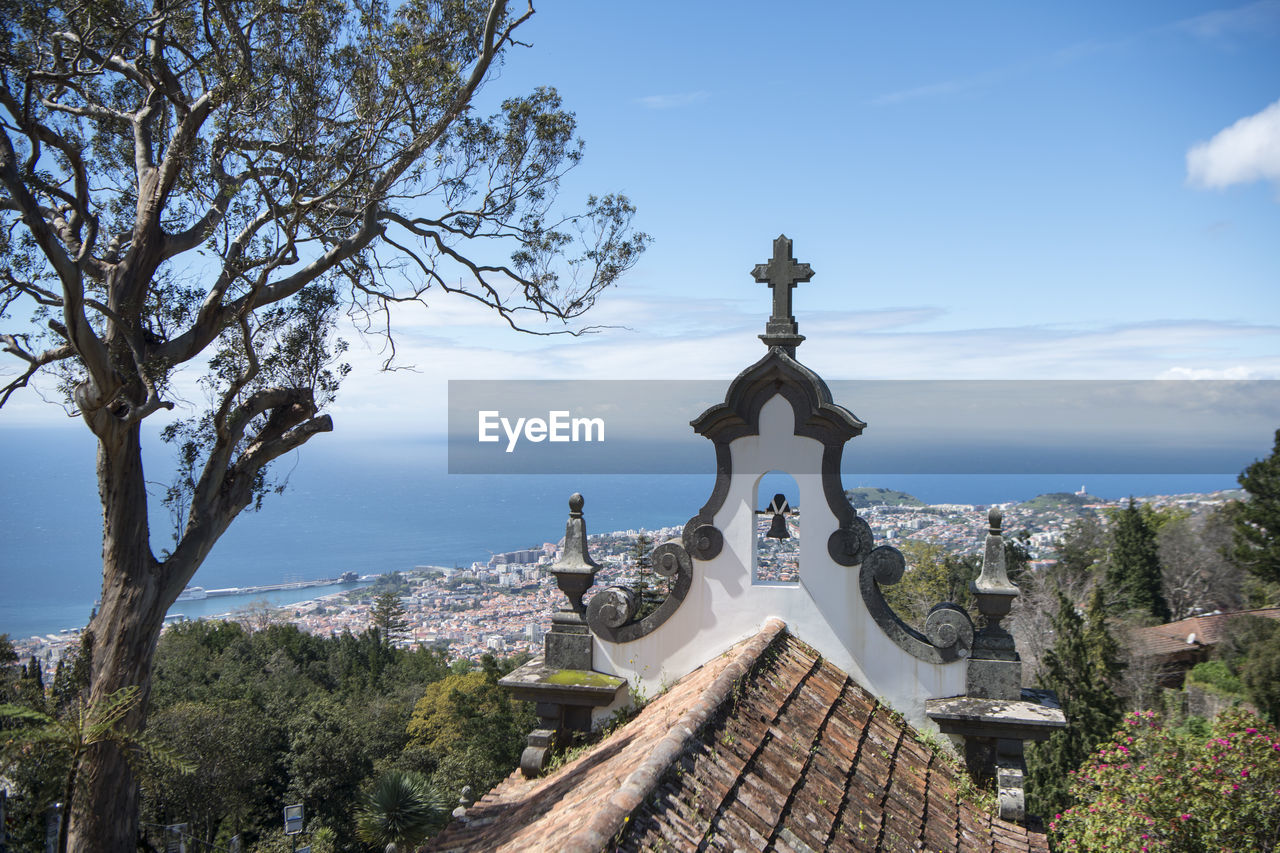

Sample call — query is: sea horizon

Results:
[0,425,1244,642]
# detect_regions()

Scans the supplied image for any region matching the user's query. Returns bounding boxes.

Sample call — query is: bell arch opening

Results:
[753,470,801,585]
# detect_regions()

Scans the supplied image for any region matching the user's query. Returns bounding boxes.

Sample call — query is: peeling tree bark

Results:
[75,420,165,850]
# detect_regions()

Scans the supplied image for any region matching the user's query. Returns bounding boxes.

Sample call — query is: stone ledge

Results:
[498,657,628,708]
[925,690,1066,742]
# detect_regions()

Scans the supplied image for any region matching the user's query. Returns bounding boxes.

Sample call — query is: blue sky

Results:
[335,0,1280,437]
[3,1,1278,446]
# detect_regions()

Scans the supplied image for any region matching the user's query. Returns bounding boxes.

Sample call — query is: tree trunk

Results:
[68,420,169,851]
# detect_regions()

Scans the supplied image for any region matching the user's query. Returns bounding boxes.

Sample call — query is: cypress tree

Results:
[1234,428,1280,585]
[1106,498,1170,622]
[1027,586,1124,820]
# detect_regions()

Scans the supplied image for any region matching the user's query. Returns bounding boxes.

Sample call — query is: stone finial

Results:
[451,785,475,820]
[544,493,601,670]
[752,234,812,353]
[551,492,600,620]
[968,507,1022,697]
[974,507,1018,596]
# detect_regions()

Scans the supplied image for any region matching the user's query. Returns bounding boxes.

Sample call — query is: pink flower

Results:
[1180,813,1191,821]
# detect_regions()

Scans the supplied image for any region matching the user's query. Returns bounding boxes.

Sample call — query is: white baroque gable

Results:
[591,376,966,728]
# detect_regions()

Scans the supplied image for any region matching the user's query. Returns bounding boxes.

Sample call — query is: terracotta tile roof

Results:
[1130,608,1280,658]
[427,620,1048,852]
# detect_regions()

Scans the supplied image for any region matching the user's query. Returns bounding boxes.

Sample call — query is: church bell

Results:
[765,493,791,540]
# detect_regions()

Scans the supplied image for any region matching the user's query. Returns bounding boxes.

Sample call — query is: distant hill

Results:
[1014,492,1108,523]
[1017,492,1099,510]
[845,487,925,508]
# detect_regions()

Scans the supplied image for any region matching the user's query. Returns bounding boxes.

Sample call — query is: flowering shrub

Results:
[1051,709,1280,852]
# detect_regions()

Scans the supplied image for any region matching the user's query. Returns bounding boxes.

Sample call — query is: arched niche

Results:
[753,470,800,584]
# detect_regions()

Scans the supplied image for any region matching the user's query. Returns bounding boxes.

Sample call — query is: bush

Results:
[1051,709,1280,852]
[1186,660,1245,697]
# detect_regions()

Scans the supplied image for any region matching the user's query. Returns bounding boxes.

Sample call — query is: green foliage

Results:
[882,540,984,624]
[249,826,337,853]
[1051,709,1280,852]
[1239,644,1280,726]
[1055,514,1107,584]
[368,571,413,598]
[1233,428,1280,586]
[1105,499,1171,622]
[1027,587,1125,820]
[143,698,284,843]
[404,654,534,799]
[883,540,947,623]
[0,644,62,851]
[285,698,378,848]
[1213,614,1280,725]
[1,686,192,852]
[0,633,16,670]
[1186,661,1245,698]
[129,619,456,848]
[356,769,451,851]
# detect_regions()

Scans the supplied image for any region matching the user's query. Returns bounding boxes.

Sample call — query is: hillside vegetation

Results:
[845,487,925,508]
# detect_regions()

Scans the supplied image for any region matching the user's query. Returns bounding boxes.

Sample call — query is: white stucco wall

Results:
[592,393,966,730]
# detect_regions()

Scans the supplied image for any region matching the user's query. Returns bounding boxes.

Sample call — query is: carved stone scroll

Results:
[859,545,974,663]
[588,538,694,643]
[585,586,637,629]
[827,516,873,566]
[682,519,724,562]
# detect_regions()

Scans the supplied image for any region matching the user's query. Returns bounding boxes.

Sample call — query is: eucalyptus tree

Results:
[0,0,648,846]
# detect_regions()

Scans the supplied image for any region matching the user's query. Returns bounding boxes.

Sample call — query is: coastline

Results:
[6,487,1242,672]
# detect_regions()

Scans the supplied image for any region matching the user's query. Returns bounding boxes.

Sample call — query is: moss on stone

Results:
[543,669,622,688]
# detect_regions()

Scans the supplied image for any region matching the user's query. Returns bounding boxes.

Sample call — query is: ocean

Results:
[0,426,1241,641]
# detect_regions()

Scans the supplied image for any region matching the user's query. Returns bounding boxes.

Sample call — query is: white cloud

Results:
[1187,98,1280,192]
[635,91,709,110]
[1158,365,1280,380]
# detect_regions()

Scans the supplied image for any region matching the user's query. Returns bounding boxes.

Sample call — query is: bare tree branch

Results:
[0,333,75,406]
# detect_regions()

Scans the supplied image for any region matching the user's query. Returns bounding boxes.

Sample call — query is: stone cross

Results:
[752,234,812,353]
